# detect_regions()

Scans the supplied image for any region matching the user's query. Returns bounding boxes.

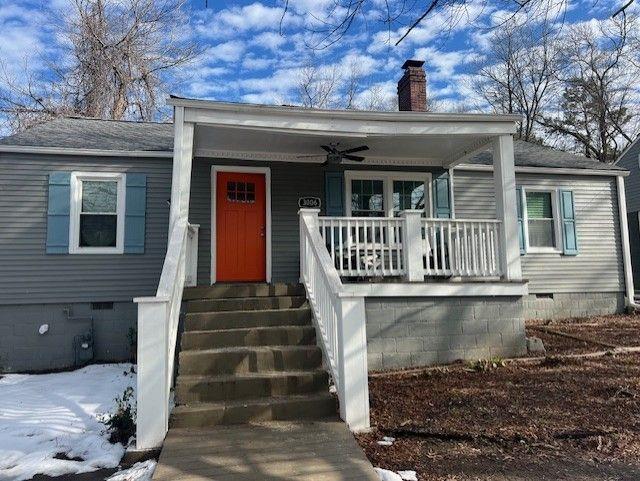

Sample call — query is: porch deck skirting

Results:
[364,297,527,371]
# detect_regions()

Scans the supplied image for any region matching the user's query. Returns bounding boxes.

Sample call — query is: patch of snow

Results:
[398,470,418,481]
[106,460,156,481]
[376,436,396,446]
[0,363,136,481]
[375,467,403,481]
[375,468,417,481]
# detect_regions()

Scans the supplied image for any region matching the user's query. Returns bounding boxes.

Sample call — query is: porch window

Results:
[70,172,125,254]
[524,190,557,250]
[392,180,425,215]
[351,179,384,217]
[345,171,432,217]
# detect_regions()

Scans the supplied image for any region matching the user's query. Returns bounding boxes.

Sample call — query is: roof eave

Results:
[0,145,173,158]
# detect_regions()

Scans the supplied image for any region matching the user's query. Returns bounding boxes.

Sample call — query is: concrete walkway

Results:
[152,421,380,481]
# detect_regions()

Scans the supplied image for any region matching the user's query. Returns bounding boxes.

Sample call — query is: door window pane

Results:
[526,191,555,248]
[351,180,384,217]
[393,181,425,215]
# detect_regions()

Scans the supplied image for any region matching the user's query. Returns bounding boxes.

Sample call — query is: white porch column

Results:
[401,210,424,282]
[493,135,522,281]
[616,176,635,305]
[169,106,195,227]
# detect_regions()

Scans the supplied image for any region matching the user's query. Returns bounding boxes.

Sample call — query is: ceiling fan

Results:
[298,143,369,164]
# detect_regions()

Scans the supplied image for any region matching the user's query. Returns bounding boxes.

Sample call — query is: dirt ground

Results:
[356,313,640,481]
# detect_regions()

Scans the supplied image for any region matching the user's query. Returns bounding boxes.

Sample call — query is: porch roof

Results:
[170,97,521,168]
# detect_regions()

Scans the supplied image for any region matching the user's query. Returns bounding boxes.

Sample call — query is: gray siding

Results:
[0,152,172,305]
[454,169,624,294]
[617,141,640,213]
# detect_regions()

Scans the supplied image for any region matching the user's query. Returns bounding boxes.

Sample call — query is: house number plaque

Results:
[298,197,321,208]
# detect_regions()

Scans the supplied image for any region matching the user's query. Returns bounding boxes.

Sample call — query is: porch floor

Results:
[152,421,380,481]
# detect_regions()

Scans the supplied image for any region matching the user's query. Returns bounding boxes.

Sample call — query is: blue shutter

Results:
[560,190,578,255]
[516,186,526,255]
[46,172,71,254]
[433,173,451,218]
[324,172,344,216]
[124,174,147,254]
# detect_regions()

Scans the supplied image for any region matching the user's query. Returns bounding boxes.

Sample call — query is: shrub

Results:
[104,386,136,445]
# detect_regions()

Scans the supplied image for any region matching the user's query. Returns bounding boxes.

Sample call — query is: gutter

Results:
[456,163,629,177]
[0,145,173,158]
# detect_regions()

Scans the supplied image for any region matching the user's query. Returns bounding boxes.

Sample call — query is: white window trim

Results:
[521,186,562,254]
[344,170,433,218]
[69,172,126,254]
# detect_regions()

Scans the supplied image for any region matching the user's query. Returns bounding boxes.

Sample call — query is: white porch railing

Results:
[423,219,502,278]
[299,209,370,431]
[134,218,198,450]
[317,211,503,281]
[318,217,405,277]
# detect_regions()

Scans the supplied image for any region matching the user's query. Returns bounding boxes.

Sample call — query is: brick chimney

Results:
[397,60,427,111]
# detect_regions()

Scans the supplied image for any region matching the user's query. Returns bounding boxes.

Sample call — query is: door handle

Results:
[260,226,265,237]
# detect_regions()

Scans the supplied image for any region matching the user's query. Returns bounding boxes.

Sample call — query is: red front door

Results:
[216,171,266,282]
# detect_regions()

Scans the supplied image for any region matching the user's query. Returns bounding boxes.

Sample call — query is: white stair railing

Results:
[299,209,370,431]
[134,217,197,450]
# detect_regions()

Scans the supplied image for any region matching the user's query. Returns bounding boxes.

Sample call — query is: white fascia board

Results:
[456,163,629,177]
[342,281,529,297]
[184,107,519,137]
[0,145,173,158]
[169,97,523,124]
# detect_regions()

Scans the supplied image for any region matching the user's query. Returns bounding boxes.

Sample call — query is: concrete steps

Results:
[183,283,305,301]
[185,307,312,331]
[181,325,316,350]
[186,295,307,313]
[172,283,334,428]
[175,370,329,403]
[170,393,337,428]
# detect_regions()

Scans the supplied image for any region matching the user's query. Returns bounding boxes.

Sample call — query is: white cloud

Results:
[415,47,484,81]
[205,40,246,63]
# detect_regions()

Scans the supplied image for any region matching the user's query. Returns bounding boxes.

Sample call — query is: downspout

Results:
[616,175,637,308]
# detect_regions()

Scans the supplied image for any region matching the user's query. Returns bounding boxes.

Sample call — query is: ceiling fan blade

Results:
[343,154,365,162]
[296,153,325,159]
[320,145,334,153]
[342,145,369,154]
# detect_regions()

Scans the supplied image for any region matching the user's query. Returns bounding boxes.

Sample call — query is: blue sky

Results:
[0,0,629,112]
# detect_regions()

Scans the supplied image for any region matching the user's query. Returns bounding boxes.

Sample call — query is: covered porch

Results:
[134,99,527,451]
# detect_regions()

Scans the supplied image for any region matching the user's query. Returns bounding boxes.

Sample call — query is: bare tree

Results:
[0,0,198,132]
[279,0,632,49]
[541,15,640,162]
[295,61,398,111]
[473,23,561,141]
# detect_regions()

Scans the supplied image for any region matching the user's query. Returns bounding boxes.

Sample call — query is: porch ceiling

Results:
[193,125,496,166]
[170,98,520,168]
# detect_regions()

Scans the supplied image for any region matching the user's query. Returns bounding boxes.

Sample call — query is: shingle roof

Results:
[0,117,173,152]
[0,116,626,172]
[468,140,625,171]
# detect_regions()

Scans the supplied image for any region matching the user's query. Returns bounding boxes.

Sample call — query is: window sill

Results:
[526,248,562,255]
[69,247,124,255]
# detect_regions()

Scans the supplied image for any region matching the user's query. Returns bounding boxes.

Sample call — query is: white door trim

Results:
[211,165,272,284]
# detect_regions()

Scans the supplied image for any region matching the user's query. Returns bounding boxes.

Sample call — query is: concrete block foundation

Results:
[0,301,136,373]
[365,296,527,371]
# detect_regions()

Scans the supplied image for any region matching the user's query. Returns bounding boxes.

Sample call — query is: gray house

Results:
[616,137,640,294]
[0,60,634,449]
